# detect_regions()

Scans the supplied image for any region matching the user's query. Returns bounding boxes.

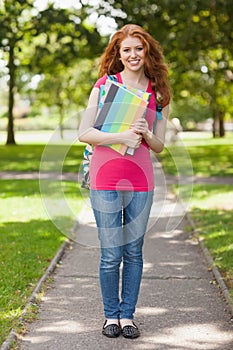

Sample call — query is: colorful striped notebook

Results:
[94,78,151,155]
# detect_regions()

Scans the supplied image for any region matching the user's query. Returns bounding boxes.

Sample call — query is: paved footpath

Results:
[12,168,233,350]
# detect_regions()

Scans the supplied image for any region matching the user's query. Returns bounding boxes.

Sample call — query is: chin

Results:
[128,65,143,71]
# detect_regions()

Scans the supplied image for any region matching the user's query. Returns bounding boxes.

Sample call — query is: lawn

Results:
[0,143,85,173]
[0,178,83,345]
[160,132,233,177]
[0,136,87,345]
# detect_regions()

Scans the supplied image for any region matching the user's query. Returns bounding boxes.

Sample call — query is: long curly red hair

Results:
[99,24,171,107]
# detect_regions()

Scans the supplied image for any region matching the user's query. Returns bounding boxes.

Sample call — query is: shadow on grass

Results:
[188,144,233,176]
[0,179,81,198]
[160,144,233,176]
[0,144,85,172]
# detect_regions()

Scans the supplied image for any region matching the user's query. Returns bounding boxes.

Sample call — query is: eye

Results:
[137,47,143,51]
[123,48,130,52]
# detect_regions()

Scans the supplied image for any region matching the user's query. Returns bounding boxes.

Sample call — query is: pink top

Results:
[90,72,157,191]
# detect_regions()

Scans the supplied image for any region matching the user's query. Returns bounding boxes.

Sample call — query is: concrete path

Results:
[16,166,233,350]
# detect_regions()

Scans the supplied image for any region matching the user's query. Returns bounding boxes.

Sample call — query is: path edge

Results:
[0,239,71,350]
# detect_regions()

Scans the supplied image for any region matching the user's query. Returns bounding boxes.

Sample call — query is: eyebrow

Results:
[122,45,143,49]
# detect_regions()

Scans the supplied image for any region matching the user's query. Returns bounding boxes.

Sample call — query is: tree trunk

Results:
[212,118,215,138]
[219,112,225,137]
[6,44,16,145]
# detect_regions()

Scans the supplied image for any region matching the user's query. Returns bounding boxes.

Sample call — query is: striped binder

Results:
[94,78,151,155]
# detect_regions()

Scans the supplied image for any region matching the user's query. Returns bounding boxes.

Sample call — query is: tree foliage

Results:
[92,0,233,136]
[0,0,34,144]
[0,0,103,144]
[0,0,232,143]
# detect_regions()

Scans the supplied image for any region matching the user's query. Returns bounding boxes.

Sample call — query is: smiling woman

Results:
[78,23,171,338]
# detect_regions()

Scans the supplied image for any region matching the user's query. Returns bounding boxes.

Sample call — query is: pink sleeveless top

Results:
[90,73,157,191]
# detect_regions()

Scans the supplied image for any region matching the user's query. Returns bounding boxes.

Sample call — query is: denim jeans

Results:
[90,190,154,320]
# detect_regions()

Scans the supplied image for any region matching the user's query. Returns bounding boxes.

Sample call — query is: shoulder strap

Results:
[153,106,163,132]
[156,105,163,120]
[108,74,118,82]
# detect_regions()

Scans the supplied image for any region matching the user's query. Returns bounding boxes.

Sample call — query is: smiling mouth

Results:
[129,59,140,64]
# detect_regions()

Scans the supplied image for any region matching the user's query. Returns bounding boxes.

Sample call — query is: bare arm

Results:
[78,87,142,149]
[132,104,170,153]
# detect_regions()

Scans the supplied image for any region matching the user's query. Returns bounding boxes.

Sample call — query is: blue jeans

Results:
[90,190,153,319]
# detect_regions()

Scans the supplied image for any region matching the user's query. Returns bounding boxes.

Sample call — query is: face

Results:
[119,36,145,72]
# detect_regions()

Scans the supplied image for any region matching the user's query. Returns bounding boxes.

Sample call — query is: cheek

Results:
[120,51,127,60]
[140,50,145,58]
[120,55,128,64]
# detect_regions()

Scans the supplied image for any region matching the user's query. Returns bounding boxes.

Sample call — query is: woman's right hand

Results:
[121,129,142,149]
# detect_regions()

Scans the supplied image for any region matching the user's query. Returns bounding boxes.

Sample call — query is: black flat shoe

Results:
[102,320,121,338]
[121,322,140,339]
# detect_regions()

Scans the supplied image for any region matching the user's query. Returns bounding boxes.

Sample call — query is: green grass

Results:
[186,184,233,294]
[160,132,233,177]
[0,144,85,173]
[0,179,83,345]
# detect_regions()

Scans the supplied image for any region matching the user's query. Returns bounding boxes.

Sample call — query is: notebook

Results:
[94,78,151,155]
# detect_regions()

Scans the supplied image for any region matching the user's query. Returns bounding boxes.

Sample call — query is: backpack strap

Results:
[153,105,163,133]
[156,105,163,120]
[108,74,118,82]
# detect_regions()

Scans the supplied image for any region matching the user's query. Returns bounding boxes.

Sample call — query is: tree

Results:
[164,0,233,137]
[0,0,35,144]
[32,58,99,138]
[90,0,233,136]
[26,5,103,137]
[0,1,103,144]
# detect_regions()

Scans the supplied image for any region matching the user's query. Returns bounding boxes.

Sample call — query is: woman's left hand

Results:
[131,118,149,135]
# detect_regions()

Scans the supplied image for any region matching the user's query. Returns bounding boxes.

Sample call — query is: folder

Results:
[94,78,151,155]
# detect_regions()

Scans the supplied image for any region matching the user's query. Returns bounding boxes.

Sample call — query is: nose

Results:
[130,49,137,58]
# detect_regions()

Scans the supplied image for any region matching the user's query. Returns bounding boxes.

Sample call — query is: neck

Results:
[120,70,148,90]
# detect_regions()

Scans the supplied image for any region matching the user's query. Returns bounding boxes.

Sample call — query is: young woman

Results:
[79,24,171,339]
